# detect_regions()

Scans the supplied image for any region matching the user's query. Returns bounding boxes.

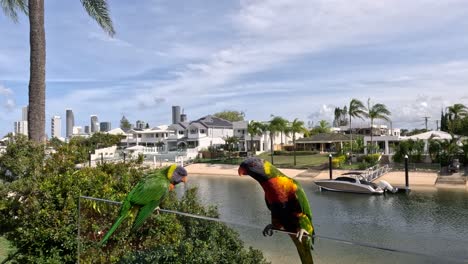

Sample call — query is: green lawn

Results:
[0,236,14,262]
[256,153,328,169]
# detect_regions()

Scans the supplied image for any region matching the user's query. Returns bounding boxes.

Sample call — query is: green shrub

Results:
[363,154,380,166]
[0,140,268,263]
[332,155,346,168]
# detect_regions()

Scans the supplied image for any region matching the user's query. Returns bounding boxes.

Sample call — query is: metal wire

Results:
[79,195,468,263]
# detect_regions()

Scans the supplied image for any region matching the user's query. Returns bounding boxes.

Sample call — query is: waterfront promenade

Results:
[185,163,467,189]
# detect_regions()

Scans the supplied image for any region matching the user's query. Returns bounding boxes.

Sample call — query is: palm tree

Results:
[290,118,308,166]
[247,121,265,155]
[367,98,391,153]
[348,99,367,154]
[2,0,114,142]
[447,103,467,120]
[268,116,288,164]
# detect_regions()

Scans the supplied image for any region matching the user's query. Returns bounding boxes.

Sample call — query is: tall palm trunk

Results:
[270,132,274,164]
[28,0,46,142]
[293,133,297,166]
[370,119,374,154]
[349,115,352,154]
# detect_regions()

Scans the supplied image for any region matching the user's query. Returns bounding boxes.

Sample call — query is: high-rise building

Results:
[66,109,74,138]
[72,126,83,135]
[51,116,61,138]
[100,122,111,132]
[136,120,146,129]
[22,106,28,121]
[172,105,181,124]
[13,105,29,136]
[90,115,99,133]
[14,121,28,136]
[84,126,90,134]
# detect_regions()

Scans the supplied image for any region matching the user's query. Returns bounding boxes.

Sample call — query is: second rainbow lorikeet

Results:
[238,157,315,264]
[99,164,188,246]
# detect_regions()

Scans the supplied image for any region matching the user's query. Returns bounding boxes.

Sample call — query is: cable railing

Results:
[77,195,467,264]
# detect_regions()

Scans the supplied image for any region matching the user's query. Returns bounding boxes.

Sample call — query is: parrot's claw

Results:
[262,224,274,237]
[296,229,309,242]
[155,206,160,215]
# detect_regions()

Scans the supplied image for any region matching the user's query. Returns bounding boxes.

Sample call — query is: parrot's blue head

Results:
[167,164,188,190]
[238,157,270,183]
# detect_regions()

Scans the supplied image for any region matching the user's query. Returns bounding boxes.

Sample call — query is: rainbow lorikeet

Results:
[238,157,315,264]
[99,164,188,246]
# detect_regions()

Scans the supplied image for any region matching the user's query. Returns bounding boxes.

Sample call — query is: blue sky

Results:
[2,0,468,136]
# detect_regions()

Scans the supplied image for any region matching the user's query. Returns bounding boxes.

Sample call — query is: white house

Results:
[123,126,172,149]
[167,115,233,151]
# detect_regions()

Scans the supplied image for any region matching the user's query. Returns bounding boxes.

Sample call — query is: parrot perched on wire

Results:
[238,157,315,264]
[99,164,188,246]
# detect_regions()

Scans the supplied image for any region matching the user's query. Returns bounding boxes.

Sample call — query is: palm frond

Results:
[1,0,27,22]
[81,0,115,36]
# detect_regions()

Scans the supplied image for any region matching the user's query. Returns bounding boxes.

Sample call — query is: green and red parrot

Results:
[99,164,188,246]
[238,157,315,264]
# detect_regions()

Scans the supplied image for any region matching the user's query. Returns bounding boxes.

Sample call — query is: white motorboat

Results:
[314,172,397,195]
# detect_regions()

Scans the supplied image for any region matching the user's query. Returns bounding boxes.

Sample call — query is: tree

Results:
[1,0,114,142]
[120,115,132,132]
[333,106,348,127]
[289,118,308,166]
[367,98,391,153]
[247,121,265,155]
[213,110,245,122]
[348,98,367,154]
[309,120,331,135]
[268,116,288,164]
[447,103,467,121]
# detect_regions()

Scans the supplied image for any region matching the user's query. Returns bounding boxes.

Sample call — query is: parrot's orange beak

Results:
[181,177,187,183]
[238,166,247,176]
[169,183,175,191]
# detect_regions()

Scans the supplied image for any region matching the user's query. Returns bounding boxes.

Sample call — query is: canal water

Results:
[185,175,468,264]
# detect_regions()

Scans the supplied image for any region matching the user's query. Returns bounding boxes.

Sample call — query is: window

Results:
[156,133,159,138]
[200,129,205,134]
[178,130,184,135]
[190,129,197,134]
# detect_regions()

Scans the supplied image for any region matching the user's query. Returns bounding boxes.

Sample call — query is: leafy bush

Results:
[0,140,268,263]
[362,154,380,166]
[332,155,346,168]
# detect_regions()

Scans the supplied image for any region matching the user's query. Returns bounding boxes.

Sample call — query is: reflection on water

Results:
[185,175,468,264]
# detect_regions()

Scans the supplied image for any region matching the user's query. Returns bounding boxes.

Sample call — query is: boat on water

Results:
[314,172,397,195]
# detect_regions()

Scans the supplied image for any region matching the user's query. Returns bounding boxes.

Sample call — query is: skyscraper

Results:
[13,105,28,136]
[22,106,28,121]
[14,121,28,136]
[51,116,61,138]
[100,122,111,132]
[90,115,99,133]
[66,109,74,138]
[172,105,181,124]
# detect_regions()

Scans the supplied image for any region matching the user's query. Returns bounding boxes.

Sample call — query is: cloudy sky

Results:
[2,0,468,136]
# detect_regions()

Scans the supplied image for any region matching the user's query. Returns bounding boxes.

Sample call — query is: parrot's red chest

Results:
[261,177,297,203]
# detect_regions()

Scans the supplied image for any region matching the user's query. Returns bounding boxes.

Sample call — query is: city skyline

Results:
[2,1,468,136]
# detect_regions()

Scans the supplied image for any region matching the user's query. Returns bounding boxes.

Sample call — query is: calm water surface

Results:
[184,175,468,264]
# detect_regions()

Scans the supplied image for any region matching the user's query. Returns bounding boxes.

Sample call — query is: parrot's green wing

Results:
[127,175,170,230]
[293,179,313,224]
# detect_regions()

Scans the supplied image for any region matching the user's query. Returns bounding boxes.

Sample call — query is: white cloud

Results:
[0,84,15,112]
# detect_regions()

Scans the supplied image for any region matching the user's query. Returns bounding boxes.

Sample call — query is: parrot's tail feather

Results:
[99,210,130,247]
[290,235,314,264]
